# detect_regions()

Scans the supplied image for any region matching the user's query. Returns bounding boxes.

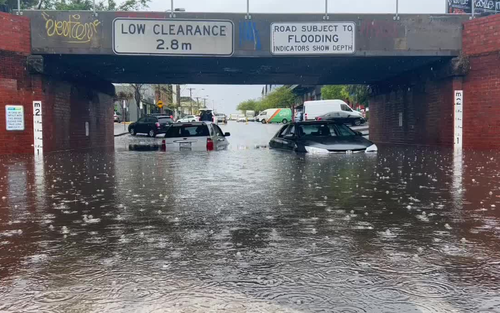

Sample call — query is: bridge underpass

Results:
[1,10,500,154]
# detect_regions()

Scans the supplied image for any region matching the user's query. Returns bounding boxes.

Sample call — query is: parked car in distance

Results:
[246,110,256,122]
[304,100,364,126]
[229,114,239,121]
[316,111,366,126]
[163,122,230,151]
[258,108,292,124]
[237,114,247,122]
[128,115,174,137]
[215,113,227,123]
[269,121,377,154]
[114,112,121,123]
[199,109,215,122]
[177,115,199,123]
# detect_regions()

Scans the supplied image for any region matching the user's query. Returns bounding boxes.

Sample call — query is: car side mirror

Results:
[224,132,231,137]
[356,131,363,136]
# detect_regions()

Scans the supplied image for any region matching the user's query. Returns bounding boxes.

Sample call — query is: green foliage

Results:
[3,0,149,10]
[321,85,349,101]
[322,85,370,106]
[257,86,296,111]
[346,85,370,106]
[237,99,259,112]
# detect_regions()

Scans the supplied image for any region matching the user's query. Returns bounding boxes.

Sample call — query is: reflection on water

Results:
[1,125,500,312]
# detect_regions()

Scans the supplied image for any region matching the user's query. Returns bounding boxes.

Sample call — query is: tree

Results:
[130,84,144,120]
[321,85,370,106]
[258,86,296,111]
[321,85,349,101]
[346,85,370,106]
[1,0,150,11]
[237,99,259,113]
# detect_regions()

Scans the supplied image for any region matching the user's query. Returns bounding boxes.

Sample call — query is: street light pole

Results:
[187,87,195,114]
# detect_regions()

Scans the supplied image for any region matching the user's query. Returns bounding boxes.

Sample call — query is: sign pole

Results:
[394,0,400,20]
[170,0,175,18]
[471,0,475,18]
[246,0,251,19]
[323,0,329,20]
[17,0,21,14]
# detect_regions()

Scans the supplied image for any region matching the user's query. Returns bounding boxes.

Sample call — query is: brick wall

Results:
[369,68,455,147]
[0,12,114,155]
[462,14,500,149]
[0,13,30,54]
[0,12,38,154]
[43,81,114,152]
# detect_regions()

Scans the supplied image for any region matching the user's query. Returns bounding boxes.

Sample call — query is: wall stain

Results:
[42,12,100,44]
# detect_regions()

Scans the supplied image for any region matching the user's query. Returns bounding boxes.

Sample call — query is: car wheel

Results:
[353,119,361,126]
[148,130,156,138]
[261,119,266,124]
[129,128,136,136]
[282,119,288,124]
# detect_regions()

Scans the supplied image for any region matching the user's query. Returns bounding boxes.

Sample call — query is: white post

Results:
[17,0,21,14]
[92,0,96,16]
[471,0,475,19]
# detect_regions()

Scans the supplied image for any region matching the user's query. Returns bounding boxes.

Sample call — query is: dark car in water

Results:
[269,121,377,154]
[128,115,174,137]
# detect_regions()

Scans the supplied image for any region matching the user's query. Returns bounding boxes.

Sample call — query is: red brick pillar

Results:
[0,12,38,154]
[463,14,500,149]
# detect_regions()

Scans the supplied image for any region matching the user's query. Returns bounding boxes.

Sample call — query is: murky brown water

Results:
[1,122,500,312]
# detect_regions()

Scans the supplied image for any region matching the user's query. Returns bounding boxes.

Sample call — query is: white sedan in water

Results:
[177,115,199,123]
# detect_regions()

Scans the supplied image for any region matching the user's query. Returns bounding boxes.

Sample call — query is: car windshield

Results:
[165,125,209,137]
[297,123,356,137]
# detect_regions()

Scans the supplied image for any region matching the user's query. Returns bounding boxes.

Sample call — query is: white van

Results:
[303,100,365,126]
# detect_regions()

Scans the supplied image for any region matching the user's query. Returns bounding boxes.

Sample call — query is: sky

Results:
[146,0,447,113]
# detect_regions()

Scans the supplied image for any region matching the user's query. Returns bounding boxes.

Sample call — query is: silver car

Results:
[163,122,230,152]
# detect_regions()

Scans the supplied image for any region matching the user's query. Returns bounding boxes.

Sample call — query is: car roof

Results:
[172,122,210,126]
[293,121,346,125]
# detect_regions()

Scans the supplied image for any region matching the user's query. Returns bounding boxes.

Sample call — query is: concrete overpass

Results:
[2,10,500,154]
[22,11,467,85]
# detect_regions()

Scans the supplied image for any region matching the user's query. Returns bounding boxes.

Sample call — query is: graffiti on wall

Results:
[42,12,101,44]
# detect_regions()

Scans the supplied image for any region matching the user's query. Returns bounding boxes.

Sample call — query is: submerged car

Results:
[163,122,230,151]
[269,121,377,154]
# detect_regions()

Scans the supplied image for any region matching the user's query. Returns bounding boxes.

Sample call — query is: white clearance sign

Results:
[271,22,356,55]
[454,90,463,148]
[113,19,234,56]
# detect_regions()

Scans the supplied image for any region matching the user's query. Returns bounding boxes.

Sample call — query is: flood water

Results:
[1,122,500,313]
